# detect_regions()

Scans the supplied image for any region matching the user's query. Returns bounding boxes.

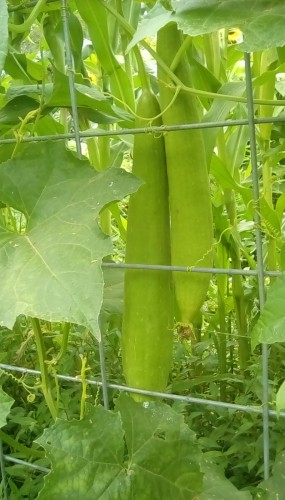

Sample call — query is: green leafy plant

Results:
[1,0,285,498]
[37,394,251,499]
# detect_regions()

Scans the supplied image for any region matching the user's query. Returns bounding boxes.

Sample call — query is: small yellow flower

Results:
[228,28,242,44]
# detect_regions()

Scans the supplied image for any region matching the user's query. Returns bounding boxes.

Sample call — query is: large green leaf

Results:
[0,95,41,126]
[251,276,285,347]
[0,142,139,337]
[258,451,285,499]
[37,396,203,499]
[200,459,251,499]
[37,406,125,500]
[3,76,133,126]
[0,0,8,75]
[47,68,133,124]
[116,395,203,498]
[128,0,285,53]
[36,394,249,499]
[0,387,14,428]
[4,52,36,83]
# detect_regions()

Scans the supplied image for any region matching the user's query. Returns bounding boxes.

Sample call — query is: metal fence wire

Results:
[0,0,284,494]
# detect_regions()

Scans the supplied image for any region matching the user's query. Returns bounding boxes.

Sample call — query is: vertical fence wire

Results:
[0,1,279,490]
[244,52,270,480]
[61,0,82,156]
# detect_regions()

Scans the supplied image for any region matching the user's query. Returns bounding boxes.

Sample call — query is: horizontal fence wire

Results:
[0,116,284,145]
[0,363,284,419]
[1,358,285,477]
[0,0,282,491]
[2,455,50,474]
[102,261,283,277]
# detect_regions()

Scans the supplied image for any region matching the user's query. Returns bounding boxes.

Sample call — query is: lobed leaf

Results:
[37,396,202,499]
[36,394,250,499]
[258,451,285,499]
[0,141,140,337]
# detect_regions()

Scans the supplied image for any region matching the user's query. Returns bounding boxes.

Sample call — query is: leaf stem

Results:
[30,317,58,420]
[217,132,250,370]
[79,355,88,420]
[53,322,70,363]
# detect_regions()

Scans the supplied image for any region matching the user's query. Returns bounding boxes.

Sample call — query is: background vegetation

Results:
[1,0,285,498]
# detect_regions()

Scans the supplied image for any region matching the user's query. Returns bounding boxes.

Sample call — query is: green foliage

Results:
[128,0,285,52]
[76,0,135,111]
[0,141,139,336]
[258,451,285,499]
[36,394,250,499]
[1,0,285,498]
[251,276,285,347]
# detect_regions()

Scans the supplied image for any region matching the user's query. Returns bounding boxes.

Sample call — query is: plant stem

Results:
[230,246,250,371]
[170,35,193,72]
[255,50,278,280]
[216,244,228,399]
[97,126,112,236]
[217,131,250,371]
[116,0,135,92]
[79,85,112,235]
[8,0,48,33]
[30,318,57,420]
[254,50,280,372]
[133,46,150,91]
[54,322,70,363]
[79,355,88,420]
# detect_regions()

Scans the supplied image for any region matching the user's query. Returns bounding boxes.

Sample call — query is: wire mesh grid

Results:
[0,0,283,494]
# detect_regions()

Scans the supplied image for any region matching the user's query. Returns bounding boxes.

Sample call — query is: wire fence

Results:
[0,0,283,495]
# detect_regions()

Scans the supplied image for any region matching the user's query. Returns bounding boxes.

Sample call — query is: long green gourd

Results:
[121,88,173,400]
[157,23,213,335]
